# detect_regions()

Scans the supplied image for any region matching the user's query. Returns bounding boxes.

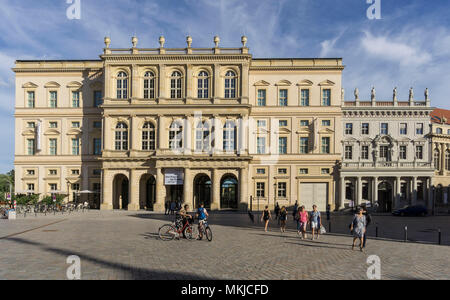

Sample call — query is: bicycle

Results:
[158,217,198,241]
[198,219,213,242]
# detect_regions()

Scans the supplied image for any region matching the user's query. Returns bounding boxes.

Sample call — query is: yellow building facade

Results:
[13,36,343,212]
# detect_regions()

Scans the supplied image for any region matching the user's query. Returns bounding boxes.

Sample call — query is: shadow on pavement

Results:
[4,236,218,280]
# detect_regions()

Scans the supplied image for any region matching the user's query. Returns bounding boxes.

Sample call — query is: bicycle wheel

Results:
[184,225,198,240]
[205,226,213,242]
[159,224,177,241]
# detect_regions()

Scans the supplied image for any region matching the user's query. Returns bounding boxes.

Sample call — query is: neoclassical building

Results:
[430,108,450,214]
[13,36,343,212]
[340,88,435,212]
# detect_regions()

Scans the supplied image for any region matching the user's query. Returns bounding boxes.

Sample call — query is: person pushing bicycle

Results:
[196,203,209,240]
[177,204,193,229]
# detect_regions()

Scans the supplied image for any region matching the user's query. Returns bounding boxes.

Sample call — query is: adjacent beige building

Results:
[13,36,343,212]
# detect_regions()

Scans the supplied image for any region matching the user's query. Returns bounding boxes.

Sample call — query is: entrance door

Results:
[378,182,392,212]
[194,175,211,209]
[221,176,238,209]
[168,185,183,204]
[300,183,328,211]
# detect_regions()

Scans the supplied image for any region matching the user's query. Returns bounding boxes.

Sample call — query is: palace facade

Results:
[14,36,343,212]
[340,88,435,212]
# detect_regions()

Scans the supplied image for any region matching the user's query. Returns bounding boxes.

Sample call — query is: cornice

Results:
[250,66,345,71]
[101,55,252,62]
[13,68,103,73]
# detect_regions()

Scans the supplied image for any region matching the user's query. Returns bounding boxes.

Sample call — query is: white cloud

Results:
[361,31,432,66]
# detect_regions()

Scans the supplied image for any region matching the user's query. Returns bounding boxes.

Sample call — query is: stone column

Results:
[213,116,223,155]
[184,115,193,154]
[159,65,166,99]
[356,176,362,207]
[213,63,220,102]
[154,168,165,212]
[396,177,401,209]
[339,177,346,210]
[131,64,139,99]
[186,64,193,102]
[211,168,221,211]
[241,63,249,104]
[183,168,193,208]
[239,167,249,211]
[101,170,113,210]
[128,169,140,211]
[158,115,165,149]
[130,115,138,151]
[427,177,433,211]
[373,176,378,205]
[441,143,446,175]
[412,176,418,205]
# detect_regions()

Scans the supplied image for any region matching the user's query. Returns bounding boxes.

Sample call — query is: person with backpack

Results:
[196,203,209,240]
[279,206,288,233]
[261,206,272,232]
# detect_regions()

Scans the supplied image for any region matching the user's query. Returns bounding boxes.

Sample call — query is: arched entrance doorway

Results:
[194,174,211,209]
[113,174,129,210]
[140,175,156,210]
[221,175,238,209]
[378,181,392,212]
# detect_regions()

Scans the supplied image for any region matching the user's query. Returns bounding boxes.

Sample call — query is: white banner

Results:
[165,169,184,185]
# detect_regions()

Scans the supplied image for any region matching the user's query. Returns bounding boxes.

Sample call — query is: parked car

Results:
[392,205,428,217]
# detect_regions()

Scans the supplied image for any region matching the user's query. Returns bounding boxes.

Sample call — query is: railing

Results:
[106,47,246,55]
[342,161,433,169]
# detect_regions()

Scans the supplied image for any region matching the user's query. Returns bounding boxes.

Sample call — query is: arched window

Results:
[195,121,211,152]
[446,150,450,171]
[224,70,237,99]
[117,72,128,99]
[143,71,155,99]
[198,71,209,99]
[434,149,441,171]
[223,120,237,152]
[170,71,182,99]
[142,122,156,151]
[115,122,128,151]
[169,122,183,150]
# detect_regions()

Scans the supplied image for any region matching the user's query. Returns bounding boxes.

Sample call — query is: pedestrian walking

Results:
[293,201,299,223]
[279,206,288,233]
[164,201,169,215]
[350,207,367,252]
[297,206,309,239]
[310,205,322,240]
[274,202,280,225]
[261,206,272,232]
[362,206,372,249]
[170,201,176,215]
[326,204,331,221]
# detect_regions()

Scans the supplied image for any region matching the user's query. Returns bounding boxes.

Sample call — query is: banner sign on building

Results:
[165,169,184,185]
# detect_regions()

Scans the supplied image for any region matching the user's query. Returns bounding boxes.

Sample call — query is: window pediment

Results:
[254,80,270,86]
[275,80,292,86]
[66,81,82,88]
[67,129,82,136]
[297,79,313,86]
[318,80,335,86]
[44,81,61,88]
[22,129,36,136]
[318,128,335,134]
[22,82,38,89]
[44,129,61,136]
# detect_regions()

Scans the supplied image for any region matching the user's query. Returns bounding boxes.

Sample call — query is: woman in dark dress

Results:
[260,206,272,232]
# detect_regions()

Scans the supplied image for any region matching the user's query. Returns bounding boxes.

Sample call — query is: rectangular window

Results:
[279,120,288,127]
[49,169,57,176]
[93,169,102,176]
[27,170,35,176]
[27,91,35,108]
[279,89,288,106]
[345,123,353,135]
[257,120,266,128]
[49,122,58,128]
[381,123,389,135]
[399,146,407,159]
[321,137,330,154]
[72,91,80,108]
[94,138,102,155]
[72,122,80,128]
[362,123,369,135]
[300,89,310,106]
[380,146,390,160]
[300,120,309,127]
[278,168,287,175]
[321,168,330,174]
[416,146,423,160]
[49,91,58,108]
[400,123,407,135]
[72,138,80,155]
[50,184,58,191]
[322,89,331,106]
[49,139,57,156]
[94,91,103,107]
[299,169,309,175]
[93,121,102,129]
[71,169,80,175]
[27,139,36,155]
[27,184,35,191]
[257,89,266,106]
[300,137,309,154]
[322,120,331,127]
[256,182,265,198]
[256,168,266,175]
[345,146,353,160]
[257,137,266,154]
[361,146,369,160]
[277,182,287,198]
[416,123,424,135]
[279,137,287,154]
[27,122,36,128]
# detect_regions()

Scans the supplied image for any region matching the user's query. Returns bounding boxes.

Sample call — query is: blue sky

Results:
[0,0,449,173]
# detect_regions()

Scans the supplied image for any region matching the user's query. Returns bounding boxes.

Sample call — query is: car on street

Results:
[392,205,428,217]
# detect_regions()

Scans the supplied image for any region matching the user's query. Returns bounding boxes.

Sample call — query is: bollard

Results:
[404,226,408,242]
[438,229,441,245]
[328,221,331,233]
[376,226,379,238]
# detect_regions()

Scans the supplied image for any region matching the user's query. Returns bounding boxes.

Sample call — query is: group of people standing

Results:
[164,199,182,215]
